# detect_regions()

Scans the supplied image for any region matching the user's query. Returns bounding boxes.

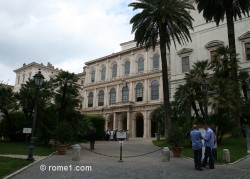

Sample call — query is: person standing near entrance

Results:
[89,129,96,150]
[202,124,215,169]
[190,125,203,171]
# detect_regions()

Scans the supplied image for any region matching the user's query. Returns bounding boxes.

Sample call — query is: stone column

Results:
[144,78,148,102]
[132,115,136,138]
[105,86,108,106]
[129,82,133,102]
[93,88,97,107]
[84,90,88,108]
[117,84,121,103]
[143,111,147,138]
[113,112,117,130]
[127,111,130,131]
[147,111,151,138]
[105,115,108,130]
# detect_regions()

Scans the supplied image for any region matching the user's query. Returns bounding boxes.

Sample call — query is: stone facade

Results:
[82,43,164,138]
[13,62,62,92]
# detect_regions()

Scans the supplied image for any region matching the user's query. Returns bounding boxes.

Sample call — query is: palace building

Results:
[13,2,250,138]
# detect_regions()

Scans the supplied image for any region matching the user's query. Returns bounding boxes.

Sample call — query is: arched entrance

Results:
[149,111,157,137]
[151,120,157,137]
[121,113,128,130]
[136,115,143,137]
[122,117,127,130]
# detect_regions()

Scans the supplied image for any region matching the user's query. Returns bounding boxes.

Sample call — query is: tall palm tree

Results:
[195,0,250,80]
[129,0,194,140]
[52,71,80,121]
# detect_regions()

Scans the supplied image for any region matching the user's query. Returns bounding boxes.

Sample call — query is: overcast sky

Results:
[0,0,136,85]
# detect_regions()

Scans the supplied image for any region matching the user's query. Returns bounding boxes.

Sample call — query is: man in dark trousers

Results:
[190,125,203,171]
[89,129,96,150]
[202,124,215,169]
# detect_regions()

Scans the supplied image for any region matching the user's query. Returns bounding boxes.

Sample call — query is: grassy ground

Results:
[153,136,248,163]
[0,140,55,178]
[0,140,55,156]
[0,157,32,178]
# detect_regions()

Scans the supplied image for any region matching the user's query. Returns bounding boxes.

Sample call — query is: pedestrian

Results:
[190,125,203,171]
[89,129,96,150]
[105,129,110,141]
[114,128,118,141]
[110,130,114,141]
[202,124,215,169]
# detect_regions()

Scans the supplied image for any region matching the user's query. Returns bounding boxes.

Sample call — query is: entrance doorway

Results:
[136,115,143,137]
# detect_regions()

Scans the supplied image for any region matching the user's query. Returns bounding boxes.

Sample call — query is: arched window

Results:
[122,86,129,103]
[151,80,159,100]
[88,92,94,107]
[101,66,106,81]
[98,90,104,106]
[109,88,116,105]
[124,61,130,75]
[112,64,117,78]
[152,53,160,69]
[135,83,143,102]
[138,57,144,73]
[90,70,95,82]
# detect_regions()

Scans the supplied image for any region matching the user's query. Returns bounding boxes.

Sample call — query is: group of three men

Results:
[190,124,215,171]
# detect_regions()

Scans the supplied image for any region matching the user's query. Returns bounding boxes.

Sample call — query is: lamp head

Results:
[33,70,44,87]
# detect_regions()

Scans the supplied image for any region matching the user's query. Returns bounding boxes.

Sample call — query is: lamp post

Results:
[27,70,44,161]
[200,79,209,124]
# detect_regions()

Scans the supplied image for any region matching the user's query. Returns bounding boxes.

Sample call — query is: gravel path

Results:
[6,138,250,179]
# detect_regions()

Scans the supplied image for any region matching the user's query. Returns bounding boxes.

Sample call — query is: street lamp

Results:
[27,70,44,161]
[200,79,209,124]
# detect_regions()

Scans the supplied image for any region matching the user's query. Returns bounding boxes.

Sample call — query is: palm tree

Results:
[209,46,242,132]
[209,46,239,79]
[195,0,250,80]
[129,0,194,140]
[174,60,210,121]
[52,71,80,121]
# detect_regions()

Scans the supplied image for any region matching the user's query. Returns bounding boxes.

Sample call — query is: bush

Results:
[84,114,105,140]
[167,124,185,147]
[55,122,73,144]
[2,112,28,141]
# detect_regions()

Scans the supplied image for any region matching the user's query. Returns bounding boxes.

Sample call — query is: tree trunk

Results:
[159,24,172,143]
[225,1,237,80]
[191,100,200,118]
[225,3,241,136]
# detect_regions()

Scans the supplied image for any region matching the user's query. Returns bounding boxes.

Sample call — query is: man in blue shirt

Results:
[190,125,203,171]
[202,124,215,169]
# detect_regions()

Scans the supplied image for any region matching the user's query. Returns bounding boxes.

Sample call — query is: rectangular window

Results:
[136,89,143,102]
[245,42,250,61]
[181,56,190,73]
[98,96,104,106]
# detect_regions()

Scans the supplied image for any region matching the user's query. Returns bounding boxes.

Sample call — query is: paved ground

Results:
[7,138,250,179]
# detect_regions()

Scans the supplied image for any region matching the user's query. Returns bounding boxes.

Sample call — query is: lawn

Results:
[153,136,248,163]
[0,157,32,178]
[0,140,55,178]
[0,140,55,156]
